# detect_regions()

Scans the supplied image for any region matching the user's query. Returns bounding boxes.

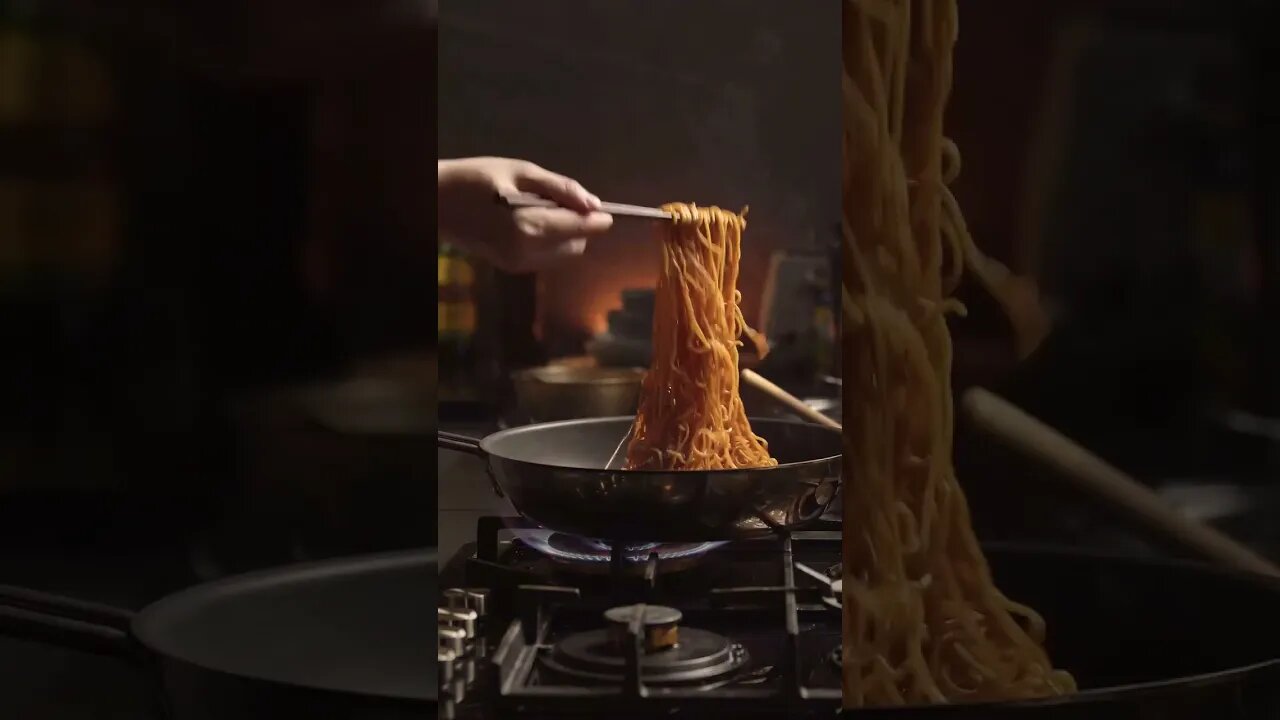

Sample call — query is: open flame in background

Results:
[534,221,776,347]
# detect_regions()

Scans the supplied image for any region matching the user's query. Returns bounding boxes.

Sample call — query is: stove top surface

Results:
[438,517,842,719]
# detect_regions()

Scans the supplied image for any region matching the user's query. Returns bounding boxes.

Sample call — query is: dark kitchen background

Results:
[437,0,841,400]
[0,1,435,716]
[940,0,1280,566]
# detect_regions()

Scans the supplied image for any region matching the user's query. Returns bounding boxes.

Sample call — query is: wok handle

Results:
[0,585,140,660]
[438,430,486,457]
[962,387,1280,578]
[438,430,506,498]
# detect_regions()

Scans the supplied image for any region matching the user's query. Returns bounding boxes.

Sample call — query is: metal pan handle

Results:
[0,585,140,661]
[438,431,486,457]
[437,431,506,498]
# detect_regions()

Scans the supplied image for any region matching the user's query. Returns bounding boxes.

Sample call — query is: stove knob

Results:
[438,607,478,639]
[443,587,490,617]
[442,588,466,611]
[437,647,456,685]
[439,626,467,656]
[464,588,489,617]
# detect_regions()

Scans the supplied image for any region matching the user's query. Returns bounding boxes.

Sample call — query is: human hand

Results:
[438,157,614,273]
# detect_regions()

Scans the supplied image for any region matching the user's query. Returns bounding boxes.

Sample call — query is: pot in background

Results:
[511,364,644,422]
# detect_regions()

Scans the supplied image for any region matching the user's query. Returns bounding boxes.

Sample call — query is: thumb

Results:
[514,207,614,241]
[513,164,602,213]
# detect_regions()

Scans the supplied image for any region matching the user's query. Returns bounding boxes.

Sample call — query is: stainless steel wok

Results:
[437,417,841,541]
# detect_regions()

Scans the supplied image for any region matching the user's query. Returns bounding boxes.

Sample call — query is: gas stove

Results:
[437,516,843,719]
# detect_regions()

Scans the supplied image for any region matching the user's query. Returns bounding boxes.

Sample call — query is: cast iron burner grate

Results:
[459,517,843,717]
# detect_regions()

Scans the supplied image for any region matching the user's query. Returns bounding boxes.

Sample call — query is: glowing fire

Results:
[535,229,771,344]
[536,235,660,340]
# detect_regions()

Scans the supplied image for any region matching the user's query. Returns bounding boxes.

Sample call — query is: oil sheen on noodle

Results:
[624,203,776,471]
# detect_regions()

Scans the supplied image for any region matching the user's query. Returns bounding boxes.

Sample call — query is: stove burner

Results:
[542,609,749,687]
[463,518,847,713]
[604,604,682,653]
[514,528,726,572]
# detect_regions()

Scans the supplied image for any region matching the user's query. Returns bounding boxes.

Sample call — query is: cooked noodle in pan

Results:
[624,203,776,471]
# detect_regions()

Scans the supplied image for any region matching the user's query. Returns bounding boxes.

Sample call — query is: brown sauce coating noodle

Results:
[624,203,777,471]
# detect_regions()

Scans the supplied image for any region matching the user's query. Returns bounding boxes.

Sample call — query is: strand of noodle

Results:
[625,204,775,471]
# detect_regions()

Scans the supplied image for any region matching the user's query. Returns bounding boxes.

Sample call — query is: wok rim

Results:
[132,548,437,704]
[478,416,842,475]
[846,544,1280,712]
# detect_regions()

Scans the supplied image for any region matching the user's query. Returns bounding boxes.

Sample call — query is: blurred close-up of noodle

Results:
[841,0,1073,706]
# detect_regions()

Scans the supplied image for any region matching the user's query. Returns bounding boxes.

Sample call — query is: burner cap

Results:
[603,604,682,627]
[542,624,748,687]
[604,604,682,653]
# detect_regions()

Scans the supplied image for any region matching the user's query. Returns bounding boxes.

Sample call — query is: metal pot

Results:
[510,365,644,422]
